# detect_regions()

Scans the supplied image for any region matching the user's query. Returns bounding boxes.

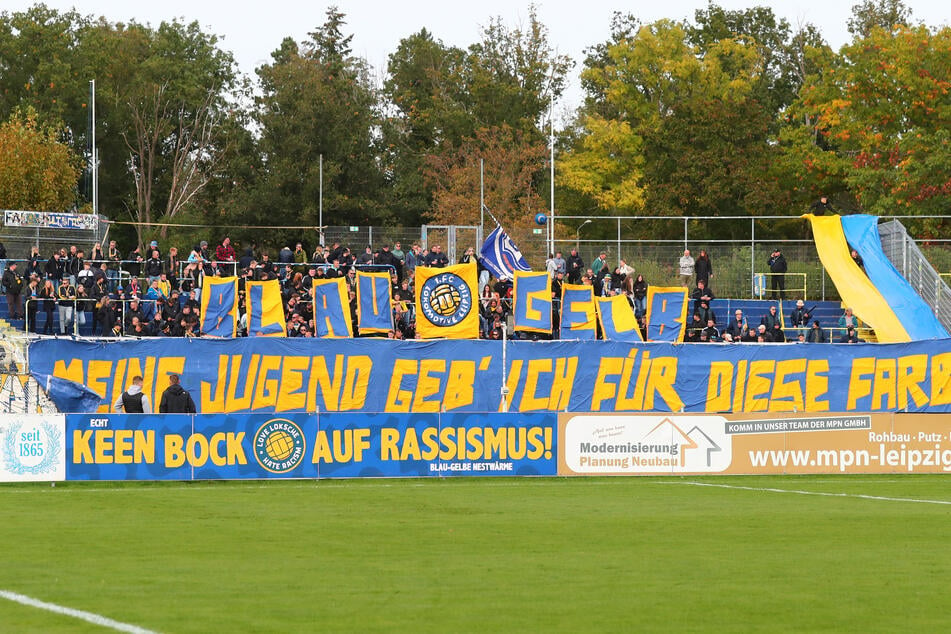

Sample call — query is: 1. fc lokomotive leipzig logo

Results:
[419,273,473,327]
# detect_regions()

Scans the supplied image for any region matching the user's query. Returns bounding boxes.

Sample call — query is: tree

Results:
[252,7,386,243]
[565,18,788,226]
[424,125,548,263]
[383,7,571,227]
[82,19,239,247]
[848,0,913,38]
[781,25,951,219]
[0,108,81,211]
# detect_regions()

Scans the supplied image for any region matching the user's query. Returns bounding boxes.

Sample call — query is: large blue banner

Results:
[66,412,556,480]
[31,338,951,414]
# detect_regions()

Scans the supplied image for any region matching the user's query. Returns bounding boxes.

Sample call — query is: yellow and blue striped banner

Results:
[246,280,287,337]
[560,284,597,340]
[312,278,353,338]
[596,295,643,342]
[356,271,393,334]
[645,287,688,342]
[199,276,238,338]
[513,272,552,334]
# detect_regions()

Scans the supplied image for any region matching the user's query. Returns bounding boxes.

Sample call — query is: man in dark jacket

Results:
[768,248,787,300]
[159,374,197,413]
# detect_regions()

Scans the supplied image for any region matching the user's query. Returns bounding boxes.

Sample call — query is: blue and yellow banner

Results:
[30,337,951,415]
[246,280,287,337]
[356,271,393,334]
[415,262,479,339]
[200,276,238,338]
[64,412,556,480]
[513,272,552,334]
[312,278,353,338]
[560,284,596,340]
[646,287,688,343]
[596,295,643,342]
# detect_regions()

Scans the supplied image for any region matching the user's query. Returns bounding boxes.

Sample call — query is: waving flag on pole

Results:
[480,225,531,280]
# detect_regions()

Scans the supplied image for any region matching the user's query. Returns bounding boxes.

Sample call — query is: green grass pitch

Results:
[1,476,949,632]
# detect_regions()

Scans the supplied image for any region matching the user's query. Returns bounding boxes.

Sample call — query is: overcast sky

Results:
[6,0,949,112]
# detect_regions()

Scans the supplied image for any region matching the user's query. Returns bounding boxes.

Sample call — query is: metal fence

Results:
[3,215,950,304]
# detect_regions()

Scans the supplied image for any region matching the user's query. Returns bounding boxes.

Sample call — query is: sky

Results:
[6,0,950,113]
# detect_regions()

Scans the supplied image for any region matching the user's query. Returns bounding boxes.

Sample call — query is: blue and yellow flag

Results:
[246,279,287,337]
[596,295,643,342]
[200,276,238,338]
[312,278,354,338]
[513,271,552,334]
[560,284,597,340]
[646,287,688,342]
[415,262,479,339]
[356,271,393,334]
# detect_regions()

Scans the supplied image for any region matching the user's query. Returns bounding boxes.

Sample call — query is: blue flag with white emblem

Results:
[480,225,531,280]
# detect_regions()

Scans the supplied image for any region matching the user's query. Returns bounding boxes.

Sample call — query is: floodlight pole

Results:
[500,324,509,413]
[549,92,555,256]
[319,154,324,247]
[480,158,485,236]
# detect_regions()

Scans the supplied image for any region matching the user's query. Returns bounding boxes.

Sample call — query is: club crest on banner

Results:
[419,272,473,327]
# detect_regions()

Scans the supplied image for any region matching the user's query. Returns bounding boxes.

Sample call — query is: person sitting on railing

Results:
[691,279,715,311]
[144,249,164,284]
[807,320,828,343]
[28,246,43,279]
[838,307,859,329]
[286,243,303,274]
[126,245,143,278]
[77,260,96,292]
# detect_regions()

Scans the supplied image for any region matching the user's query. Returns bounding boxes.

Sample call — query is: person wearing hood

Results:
[159,374,197,413]
[114,376,152,413]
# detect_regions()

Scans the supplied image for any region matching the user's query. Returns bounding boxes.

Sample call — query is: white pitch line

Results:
[662,480,951,506]
[0,589,158,634]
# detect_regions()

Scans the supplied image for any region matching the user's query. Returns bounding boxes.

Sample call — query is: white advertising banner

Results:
[0,415,66,482]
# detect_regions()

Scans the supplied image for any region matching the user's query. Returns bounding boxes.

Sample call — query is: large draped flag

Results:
[200,276,238,337]
[646,287,688,342]
[560,284,597,340]
[513,271,552,334]
[480,225,531,280]
[246,279,287,337]
[596,295,643,342]
[312,278,354,338]
[415,262,479,339]
[356,271,393,334]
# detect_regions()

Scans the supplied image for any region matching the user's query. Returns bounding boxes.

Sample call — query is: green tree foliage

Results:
[781,25,951,221]
[252,7,386,246]
[848,0,913,38]
[566,15,790,227]
[384,6,571,227]
[0,107,81,211]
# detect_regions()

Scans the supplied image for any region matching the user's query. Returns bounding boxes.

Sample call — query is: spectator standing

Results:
[678,250,695,287]
[768,248,787,300]
[809,195,835,216]
[114,376,152,413]
[566,249,584,283]
[216,237,237,276]
[3,262,24,319]
[159,374,197,413]
[56,277,76,335]
[695,249,713,286]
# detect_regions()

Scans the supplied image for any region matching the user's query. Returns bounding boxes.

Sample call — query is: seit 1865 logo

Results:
[1,417,63,478]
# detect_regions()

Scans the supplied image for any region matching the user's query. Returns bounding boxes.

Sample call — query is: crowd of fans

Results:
[0,237,864,342]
